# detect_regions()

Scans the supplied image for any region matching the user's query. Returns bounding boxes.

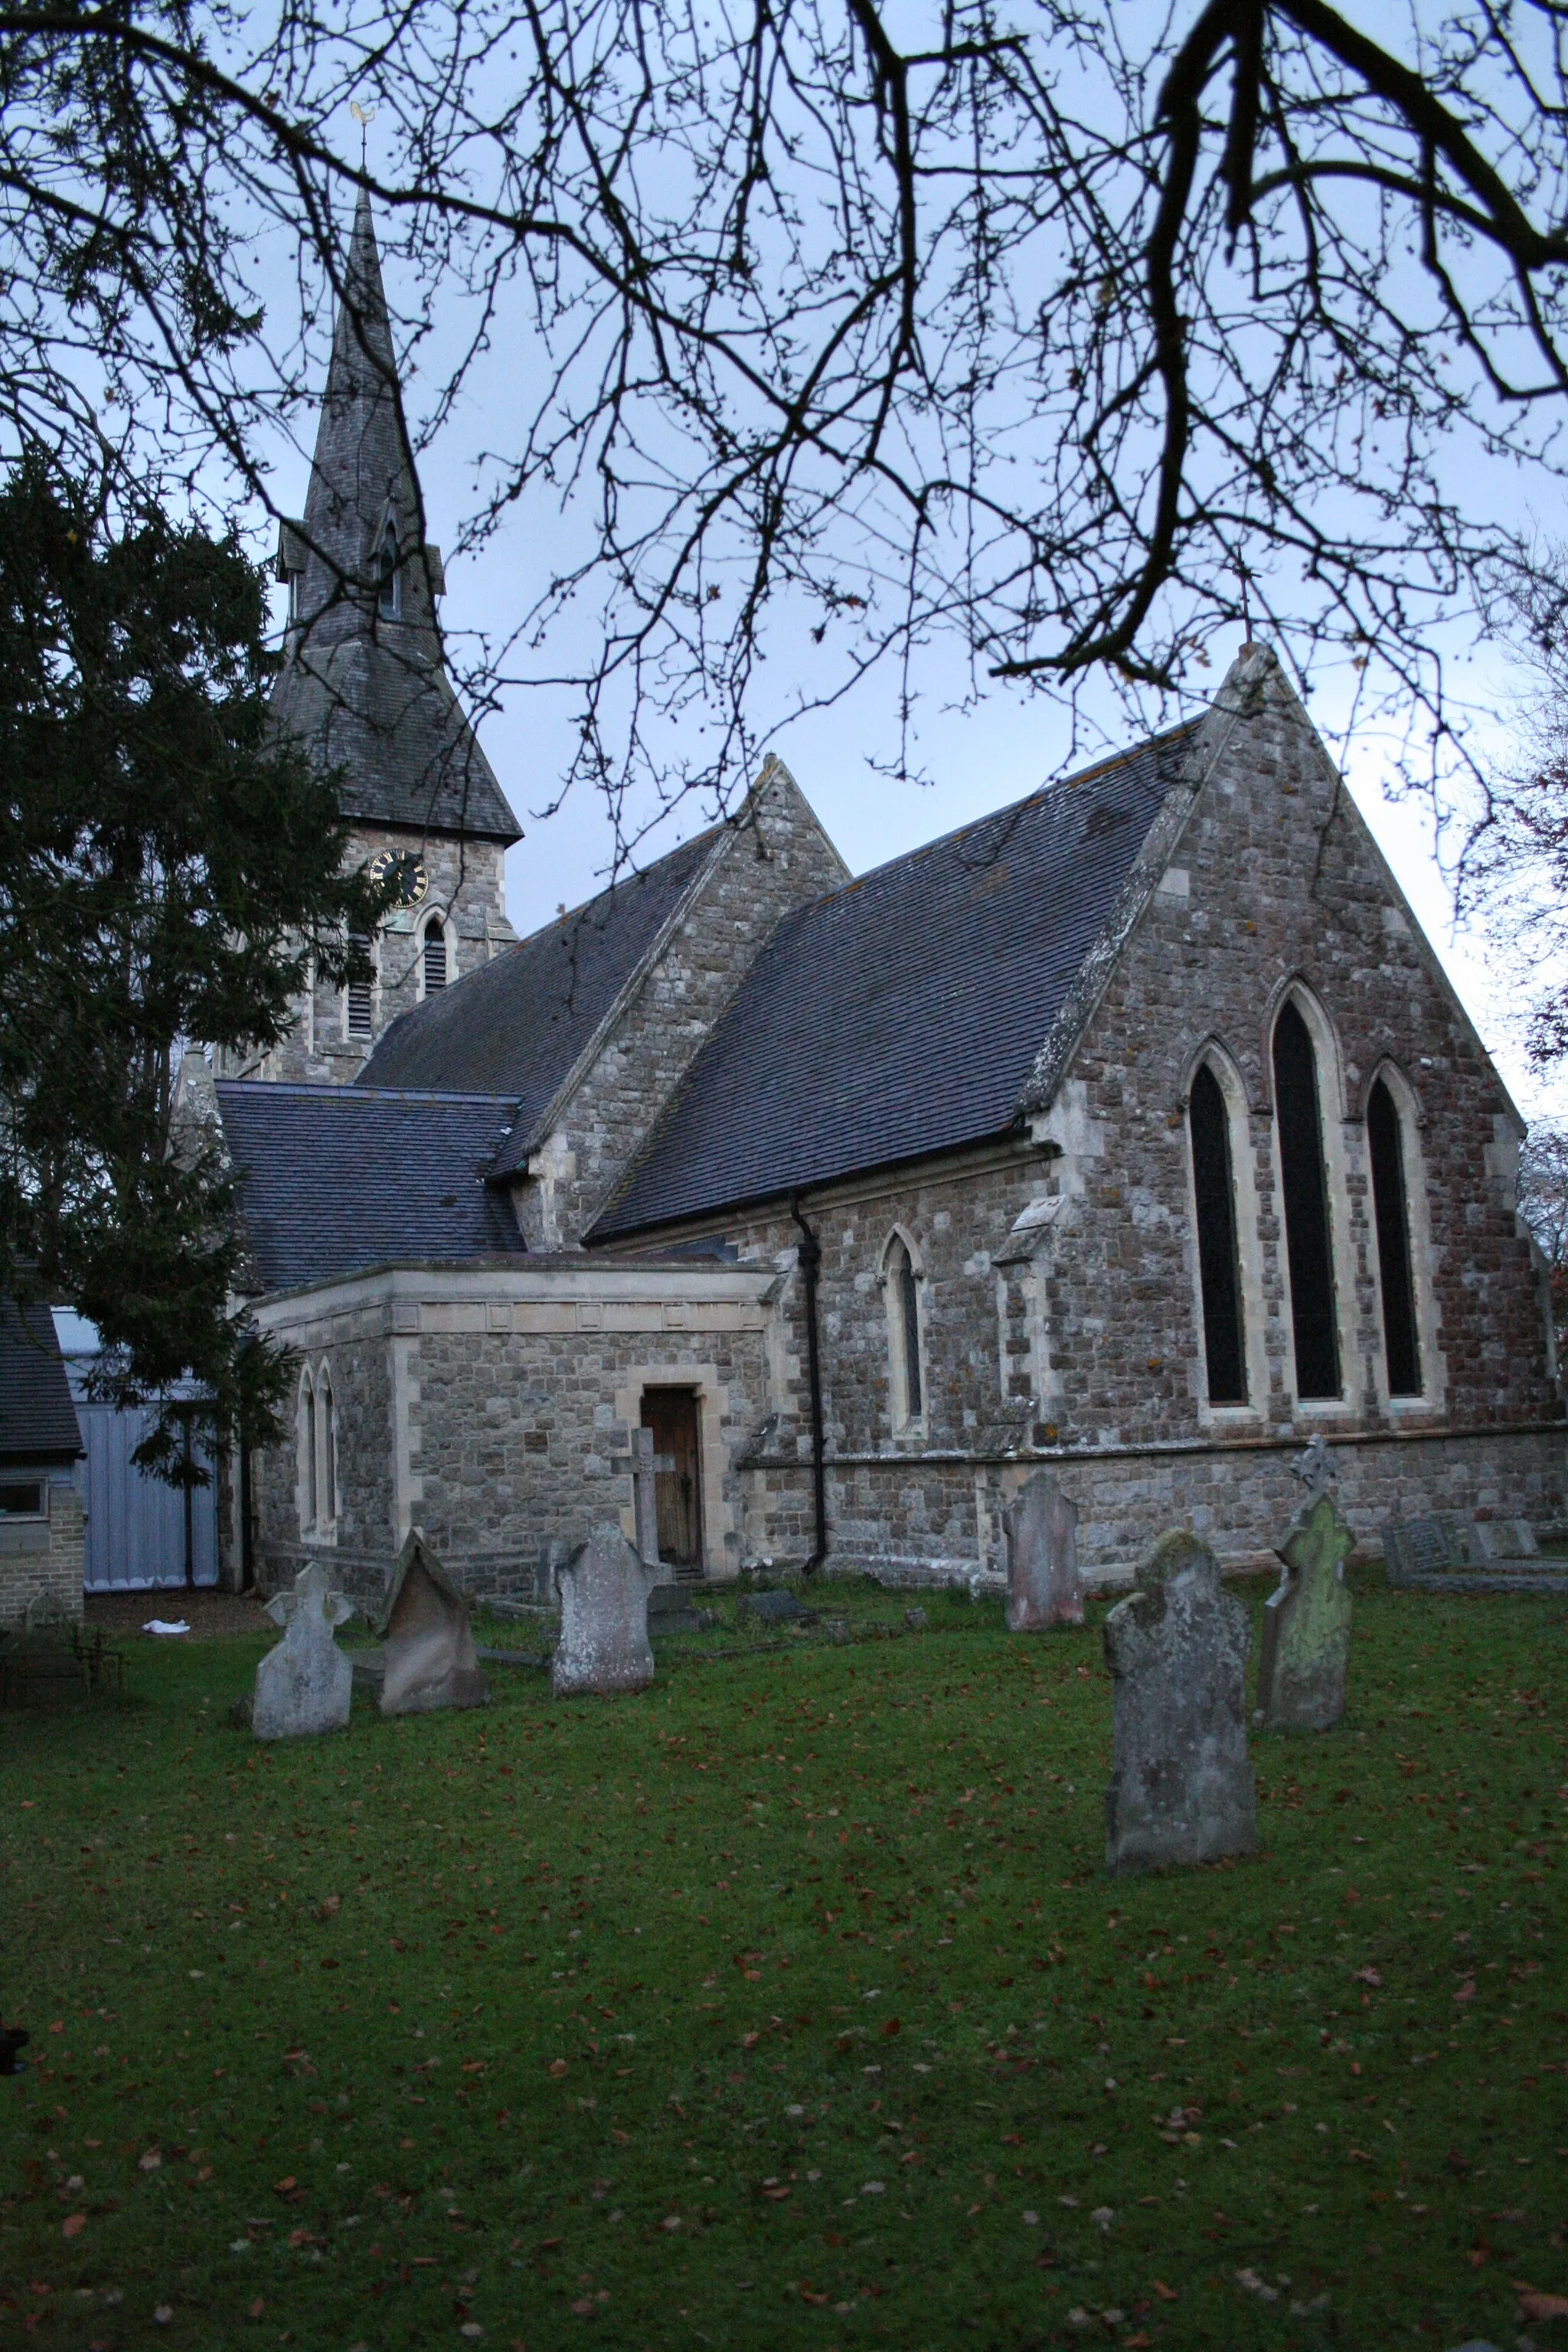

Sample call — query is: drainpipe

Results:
[789,1193,828,1576]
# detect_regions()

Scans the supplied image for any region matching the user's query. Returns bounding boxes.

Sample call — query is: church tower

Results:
[224,194,521,1083]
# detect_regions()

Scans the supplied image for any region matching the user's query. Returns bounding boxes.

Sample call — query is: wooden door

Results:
[640,1389,702,1574]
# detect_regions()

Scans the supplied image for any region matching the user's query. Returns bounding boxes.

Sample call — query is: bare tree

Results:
[6,1,1568,831]
[1517,1119,1568,1351]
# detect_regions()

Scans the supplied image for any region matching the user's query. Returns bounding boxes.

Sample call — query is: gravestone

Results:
[1255,1490,1354,1733]
[738,1586,817,1626]
[630,1426,662,1566]
[648,1582,704,1637]
[1469,1517,1539,1563]
[1382,1516,1452,1580]
[552,1524,664,1697]
[1102,1530,1256,1875]
[1003,1470,1082,1630]
[378,1530,492,1717]
[253,1561,355,1740]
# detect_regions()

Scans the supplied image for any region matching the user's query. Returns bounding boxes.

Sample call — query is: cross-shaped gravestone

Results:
[1255,1489,1354,1733]
[252,1560,355,1740]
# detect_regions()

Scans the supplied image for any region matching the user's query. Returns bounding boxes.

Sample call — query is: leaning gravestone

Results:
[1255,1489,1354,1733]
[252,1561,354,1741]
[1102,1530,1256,1875]
[552,1524,664,1697]
[379,1530,492,1717]
[1003,1469,1082,1630]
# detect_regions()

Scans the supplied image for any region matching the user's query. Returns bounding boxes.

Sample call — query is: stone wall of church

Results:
[245,1265,776,1605]
[223,825,512,1086]
[514,765,849,1248]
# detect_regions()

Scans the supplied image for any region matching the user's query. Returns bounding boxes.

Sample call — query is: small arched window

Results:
[422,915,447,995]
[300,1373,318,1532]
[377,518,400,619]
[318,1368,337,1524]
[345,933,374,1038]
[1272,998,1341,1400]
[1367,1076,1422,1396]
[1189,1060,1247,1404]
[884,1236,923,1427]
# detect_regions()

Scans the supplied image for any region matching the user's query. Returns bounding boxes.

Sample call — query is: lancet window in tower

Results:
[1189,1061,1247,1404]
[346,935,374,1038]
[422,916,447,995]
[1272,1000,1341,1400]
[1368,1077,1422,1396]
[377,518,400,619]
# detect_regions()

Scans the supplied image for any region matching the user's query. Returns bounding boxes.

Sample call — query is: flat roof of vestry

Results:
[217,1083,526,1296]
[593,728,1193,1237]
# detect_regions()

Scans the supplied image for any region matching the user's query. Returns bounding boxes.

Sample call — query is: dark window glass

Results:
[1368,1077,1422,1395]
[423,917,446,994]
[378,521,400,618]
[0,1481,43,1515]
[1189,1062,1247,1403]
[1272,1001,1341,1398]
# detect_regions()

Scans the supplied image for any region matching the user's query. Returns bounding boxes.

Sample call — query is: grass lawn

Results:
[2,1571,1566,2351]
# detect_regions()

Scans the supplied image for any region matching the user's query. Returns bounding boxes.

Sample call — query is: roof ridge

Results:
[217,1080,519,1108]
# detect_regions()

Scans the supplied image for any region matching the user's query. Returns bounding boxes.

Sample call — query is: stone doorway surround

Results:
[613,1362,735,1580]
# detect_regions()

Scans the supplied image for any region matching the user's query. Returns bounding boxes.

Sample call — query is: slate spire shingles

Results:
[273,193,521,846]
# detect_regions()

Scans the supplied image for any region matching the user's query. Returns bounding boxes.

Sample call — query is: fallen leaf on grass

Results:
[1514,2283,1568,2321]
[570,2299,596,2318]
[548,2060,568,2079]
[1354,1967,1383,1988]
[247,2299,265,2320]
[62,2215,86,2240]
[1234,2269,1279,2301]
[137,2150,161,2173]
[1152,2282,1178,2301]
[1453,1978,1477,2006]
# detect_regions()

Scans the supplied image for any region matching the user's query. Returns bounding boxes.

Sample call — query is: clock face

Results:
[368,849,429,907]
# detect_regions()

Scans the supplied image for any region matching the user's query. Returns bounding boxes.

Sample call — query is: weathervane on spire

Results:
[350,99,375,171]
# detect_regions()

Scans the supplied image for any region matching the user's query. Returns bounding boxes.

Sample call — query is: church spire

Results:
[272,194,521,848]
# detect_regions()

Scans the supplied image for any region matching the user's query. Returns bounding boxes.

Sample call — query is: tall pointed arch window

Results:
[377,518,400,619]
[1368,1076,1422,1396]
[884,1235,924,1429]
[318,1367,338,1526]
[300,1372,318,1533]
[1272,999,1341,1400]
[1189,1060,1247,1404]
[422,915,447,995]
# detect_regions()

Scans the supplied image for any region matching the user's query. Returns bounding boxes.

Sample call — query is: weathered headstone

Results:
[252,1561,354,1741]
[1102,1530,1256,1875]
[1255,1490,1354,1733]
[551,1524,664,1697]
[648,1581,704,1637]
[738,1586,817,1625]
[1468,1517,1539,1563]
[1003,1470,1082,1630]
[378,1530,492,1717]
[1382,1516,1452,1581]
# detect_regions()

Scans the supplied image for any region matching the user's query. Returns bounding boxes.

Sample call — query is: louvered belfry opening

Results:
[1272,1000,1341,1400]
[1368,1076,1422,1396]
[423,916,446,994]
[1189,1061,1247,1404]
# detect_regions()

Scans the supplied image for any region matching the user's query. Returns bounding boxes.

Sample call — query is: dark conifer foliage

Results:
[0,456,390,1472]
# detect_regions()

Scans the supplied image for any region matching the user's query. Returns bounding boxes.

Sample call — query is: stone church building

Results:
[198,201,1566,1603]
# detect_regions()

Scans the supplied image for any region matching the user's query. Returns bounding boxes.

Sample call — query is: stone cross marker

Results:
[1255,1489,1354,1733]
[631,1426,661,1566]
[253,1560,354,1741]
[378,1530,492,1717]
[552,1523,665,1697]
[1003,1470,1082,1629]
[1102,1529,1257,1875]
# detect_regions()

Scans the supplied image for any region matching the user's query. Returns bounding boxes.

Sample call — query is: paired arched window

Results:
[1188,1060,1247,1404]
[883,1234,924,1429]
[377,518,401,619]
[345,933,375,1038]
[422,915,447,995]
[1367,1075,1422,1396]
[1272,998,1341,1400]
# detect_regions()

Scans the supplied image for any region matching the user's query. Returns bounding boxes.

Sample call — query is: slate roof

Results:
[593,729,1194,1237]
[358,829,719,1163]
[272,194,520,846]
[217,1083,526,1296]
[0,1299,83,1465]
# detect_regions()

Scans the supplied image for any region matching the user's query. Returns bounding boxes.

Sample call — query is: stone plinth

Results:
[1102,1529,1256,1875]
[552,1524,663,1697]
[379,1530,491,1716]
[1256,1490,1353,1733]
[253,1561,354,1741]
[1004,1470,1082,1630]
